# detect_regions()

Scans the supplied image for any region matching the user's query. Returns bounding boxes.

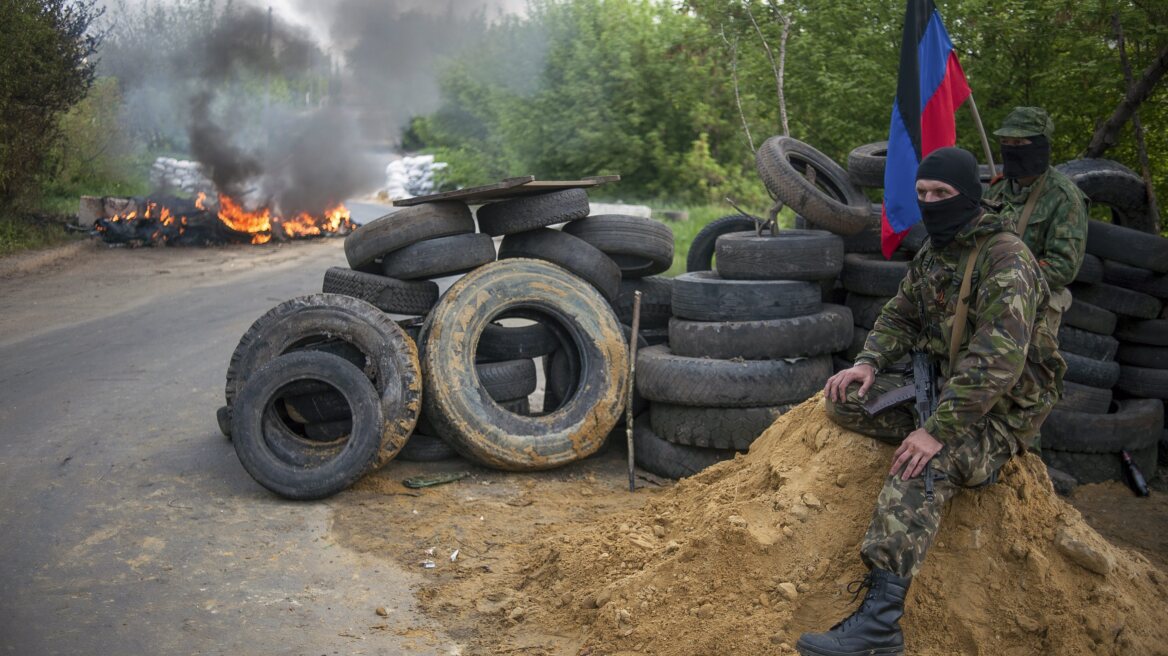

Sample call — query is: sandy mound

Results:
[515,395,1168,655]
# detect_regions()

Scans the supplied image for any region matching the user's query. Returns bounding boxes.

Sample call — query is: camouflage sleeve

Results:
[855,260,921,371]
[1034,186,1087,290]
[924,239,1039,442]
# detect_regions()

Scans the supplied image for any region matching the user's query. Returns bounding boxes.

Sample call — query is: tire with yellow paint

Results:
[419,259,628,470]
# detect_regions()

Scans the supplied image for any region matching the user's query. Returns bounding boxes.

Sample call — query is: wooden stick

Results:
[966,94,997,179]
[626,291,643,493]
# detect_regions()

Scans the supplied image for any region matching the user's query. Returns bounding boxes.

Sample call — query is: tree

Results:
[0,0,104,211]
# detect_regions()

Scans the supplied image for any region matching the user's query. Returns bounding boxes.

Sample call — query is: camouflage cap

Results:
[994,107,1054,139]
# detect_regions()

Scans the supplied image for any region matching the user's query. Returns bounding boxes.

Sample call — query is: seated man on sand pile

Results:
[796,147,1065,656]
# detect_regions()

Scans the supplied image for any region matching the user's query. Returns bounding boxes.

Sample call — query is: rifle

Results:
[862,350,945,501]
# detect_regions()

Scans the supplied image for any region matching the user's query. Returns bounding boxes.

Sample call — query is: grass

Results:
[0,212,78,256]
[661,202,798,277]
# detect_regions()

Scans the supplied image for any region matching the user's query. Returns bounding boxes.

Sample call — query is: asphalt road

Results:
[0,202,456,655]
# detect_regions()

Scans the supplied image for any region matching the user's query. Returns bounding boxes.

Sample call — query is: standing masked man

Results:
[986,106,1088,329]
[796,148,1064,656]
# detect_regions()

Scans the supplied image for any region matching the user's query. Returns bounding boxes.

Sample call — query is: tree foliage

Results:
[0,0,104,211]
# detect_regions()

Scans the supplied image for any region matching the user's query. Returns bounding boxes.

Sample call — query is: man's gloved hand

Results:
[824,363,876,402]
[891,427,943,479]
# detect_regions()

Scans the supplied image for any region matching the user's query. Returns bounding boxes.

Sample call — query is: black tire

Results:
[650,403,793,450]
[1063,299,1117,336]
[1058,325,1119,361]
[846,293,893,330]
[304,419,351,442]
[561,214,674,278]
[475,189,590,237]
[224,294,422,467]
[846,325,869,360]
[1116,365,1168,399]
[611,277,673,329]
[231,351,383,500]
[1058,381,1113,415]
[846,141,887,188]
[1041,398,1163,453]
[636,344,830,407]
[1116,344,1168,369]
[640,327,669,346]
[755,136,870,236]
[840,206,883,254]
[1070,282,1162,320]
[671,271,821,322]
[398,432,458,462]
[546,327,647,415]
[898,222,929,255]
[686,214,759,272]
[1061,350,1121,388]
[379,233,496,280]
[1055,159,1150,228]
[714,229,845,281]
[1102,260,1168,300]
[216,405,232,438]
[632,420,737,479]
[419,259,627,470]
[1084,219,1168,274]
[1041,447,1159,486]
[344,202,475,272]
[498,228,621,301]
[475,358,538,403]
[322,267,439,316]
[1115,319,1168,346]
[477,321,559,362]
[1074,253,1104,284]
[840,254,909,297]
[667,304,853,359]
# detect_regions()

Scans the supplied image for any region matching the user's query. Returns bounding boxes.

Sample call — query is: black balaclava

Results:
[1001,134,1050,180]
[915,147,983,249]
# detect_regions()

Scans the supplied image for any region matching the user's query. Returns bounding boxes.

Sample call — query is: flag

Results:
[881,0,971,257]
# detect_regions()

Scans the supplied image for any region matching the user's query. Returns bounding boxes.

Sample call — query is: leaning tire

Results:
[1083,219,1168,274]
[671,271,821,322]
[686,214,758,272]
[650,403,793,450]
[667,304,853,359]
[561,214,674,278]
[231,351,383,500]
[636,344,830,408]
[755,136,870,236]
[846,141,887,188]
[379,233,496,280]
[419,259,627,470]
[633,420,737,480]
[714,229,844,281]
[344,202,475,272]
[498,228,621,301]
[322,267,439,316]
[476,189,591,236]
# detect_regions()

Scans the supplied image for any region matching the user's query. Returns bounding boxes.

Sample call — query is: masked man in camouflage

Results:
[796,148,1064,656]
[986,106,1088,328]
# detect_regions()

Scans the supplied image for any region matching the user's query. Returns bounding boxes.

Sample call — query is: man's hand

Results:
[890,427,943,479]
[823,363,876,402]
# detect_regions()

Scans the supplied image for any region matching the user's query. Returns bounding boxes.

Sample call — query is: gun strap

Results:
[950,235,989,372]
[1014,172,1048,238]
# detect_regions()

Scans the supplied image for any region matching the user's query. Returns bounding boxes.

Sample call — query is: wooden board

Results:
[392,175,620,207]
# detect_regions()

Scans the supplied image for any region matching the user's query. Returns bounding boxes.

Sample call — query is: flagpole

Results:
[966,94,997,178]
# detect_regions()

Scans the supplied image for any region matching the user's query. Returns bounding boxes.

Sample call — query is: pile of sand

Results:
[513,395,1168,655]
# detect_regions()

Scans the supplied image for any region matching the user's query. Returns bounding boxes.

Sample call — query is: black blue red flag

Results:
[880,0,971,257]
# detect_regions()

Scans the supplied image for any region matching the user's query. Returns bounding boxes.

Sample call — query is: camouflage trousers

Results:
[826,372,1015,578]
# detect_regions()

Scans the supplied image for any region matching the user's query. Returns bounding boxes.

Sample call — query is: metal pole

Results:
[966,94,997,179]
[625,291,643,493]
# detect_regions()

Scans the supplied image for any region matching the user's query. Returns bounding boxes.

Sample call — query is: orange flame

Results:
[216,195,272,244]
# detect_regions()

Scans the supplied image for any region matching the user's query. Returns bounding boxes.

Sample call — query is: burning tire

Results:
[475,188,591,236]
[344,202,475,272]
[561,214,674,278]
[231,351,384,500]
[224,293,421,467]
[418,259,628,470]
[322,267,439,316]
[497,228,622,301]
[379,232,497,280]
[714,229,844,281]
[755,136,870,236]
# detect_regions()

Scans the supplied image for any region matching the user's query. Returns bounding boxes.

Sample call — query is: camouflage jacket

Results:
[986,167,1088,291]
[856,212,1065,451]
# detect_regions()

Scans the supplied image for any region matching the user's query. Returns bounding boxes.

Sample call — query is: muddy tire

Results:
[611,276,673,328]
[714,229,844,281]
[1063,299,1117,335]
[755,136,870,236]
[846,141,888,188]
[322,267,439,316]
[671,271,821,322]
[231,351,383,500]
[498,228,621,301]
[224,294,421,467]
[561,214,674,278]
[632,420,737,479]
[667,304,852,359]
[840,254,909,297]
[419,259,627,470]
[1058,381,1113,415]
[650,403,794,450]
[1071,282,1161,320]
[686,214,758,272]
[636,344,830,407]
[344,203,475,272]
[379,233,497,280]
[475,189,591,236]
[1084,219,1168,274]
[1061,350,1121,388]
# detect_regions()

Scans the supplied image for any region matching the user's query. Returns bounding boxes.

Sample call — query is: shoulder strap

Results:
[949,235,990,372]
[1014,172,1048,237]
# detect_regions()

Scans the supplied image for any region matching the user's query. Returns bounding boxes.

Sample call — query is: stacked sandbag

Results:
[383,155,448,200]
[633,229,851,479]
[149,157,216,196]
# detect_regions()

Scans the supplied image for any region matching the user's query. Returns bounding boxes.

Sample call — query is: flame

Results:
[195,192,207,210]
[217,195,272,245]
[281,203,354,238]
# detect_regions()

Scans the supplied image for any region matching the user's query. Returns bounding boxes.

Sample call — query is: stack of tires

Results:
[1043,219,1168,485]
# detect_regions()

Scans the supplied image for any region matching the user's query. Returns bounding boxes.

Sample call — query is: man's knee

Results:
[825,395,911,442]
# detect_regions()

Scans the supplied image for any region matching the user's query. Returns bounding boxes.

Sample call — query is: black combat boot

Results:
[796,568,910,656]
